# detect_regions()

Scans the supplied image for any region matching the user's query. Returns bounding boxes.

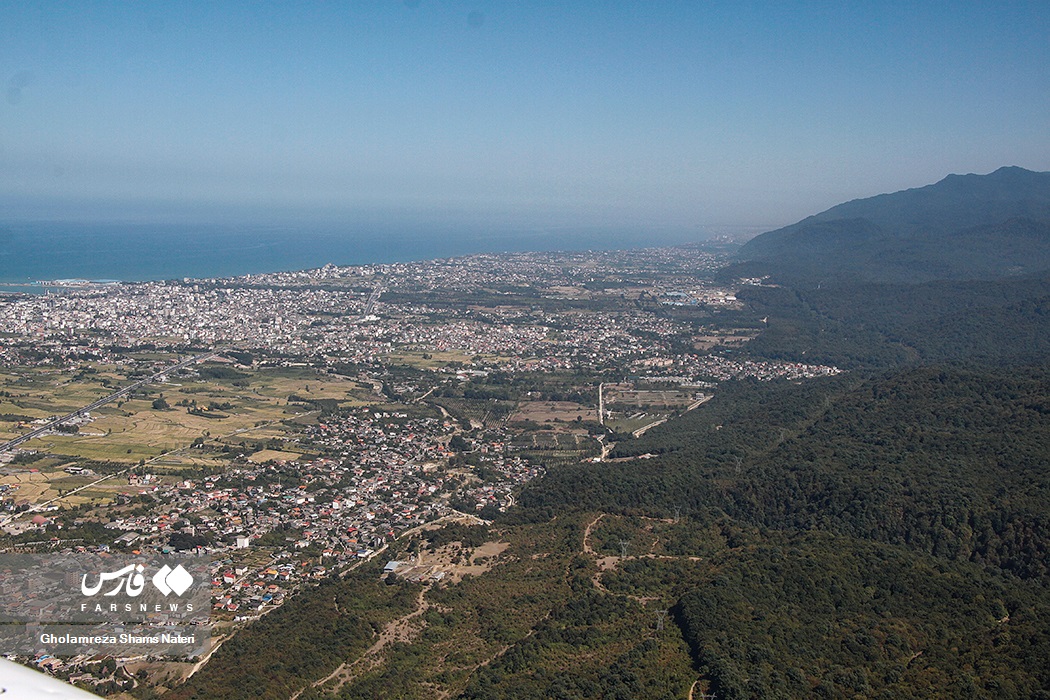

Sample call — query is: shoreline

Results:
[0,280,123,296]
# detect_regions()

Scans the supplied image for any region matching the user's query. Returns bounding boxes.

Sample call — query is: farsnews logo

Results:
[81,563,194,598]
[152,563,194,596]
[0,553,208,626]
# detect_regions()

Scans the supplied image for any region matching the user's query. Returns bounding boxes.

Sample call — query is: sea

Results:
[0,220,708,294]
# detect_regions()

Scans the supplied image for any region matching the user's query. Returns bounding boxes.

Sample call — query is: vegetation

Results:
[196,364,251,382]
[169,292,1050,696]
[168,571,419,700]
[675,528,1050,699]
[523,365,1050,582]
[738,277,1050,368]
[12,180,1050,696]
[734,166,1050,283]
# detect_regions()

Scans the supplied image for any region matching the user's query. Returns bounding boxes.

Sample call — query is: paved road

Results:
[0,350,219,454]
[361,285,383,318]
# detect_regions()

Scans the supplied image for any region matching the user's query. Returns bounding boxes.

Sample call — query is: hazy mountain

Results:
[736,166,1050,282]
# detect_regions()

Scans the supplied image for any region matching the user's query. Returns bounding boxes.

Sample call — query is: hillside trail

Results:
[301,587,430,697]
[581,513,604,555]
[582,512,700,600]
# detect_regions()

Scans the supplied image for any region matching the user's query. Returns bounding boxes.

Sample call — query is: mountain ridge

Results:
[736,166,1050,283]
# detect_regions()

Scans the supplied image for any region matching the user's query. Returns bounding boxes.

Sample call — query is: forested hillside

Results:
[505,363,1050,697]
[737,276,1050,368]
[522,365,1050,582]
[734,167,1050,283]
[673,530,1050,699]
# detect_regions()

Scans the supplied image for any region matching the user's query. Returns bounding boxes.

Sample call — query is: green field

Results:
[604,414,671,434]
[1,364,384,503]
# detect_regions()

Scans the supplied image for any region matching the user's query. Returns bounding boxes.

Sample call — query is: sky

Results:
[2,1,1049,238]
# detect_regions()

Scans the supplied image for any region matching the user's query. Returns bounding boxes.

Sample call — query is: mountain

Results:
[735,167,1050,283]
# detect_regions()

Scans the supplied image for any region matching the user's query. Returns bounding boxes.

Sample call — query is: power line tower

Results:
[655,609,666,632]
[618,539,629,559]
[673,506,681,524]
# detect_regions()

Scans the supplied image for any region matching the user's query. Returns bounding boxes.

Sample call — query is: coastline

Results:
[0,281,122,296]
[0,220,715,288]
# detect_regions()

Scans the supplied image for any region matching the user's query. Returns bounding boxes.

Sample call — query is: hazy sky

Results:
[2,1,1049,236]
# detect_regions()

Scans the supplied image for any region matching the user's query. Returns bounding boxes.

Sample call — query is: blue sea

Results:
[0,220,706,292]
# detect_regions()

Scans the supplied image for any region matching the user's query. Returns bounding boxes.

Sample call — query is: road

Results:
[632,417,668,438]
[598,382,605,425]
[0,350,219,454]
[685,395,713,412]
[361,285,383,319]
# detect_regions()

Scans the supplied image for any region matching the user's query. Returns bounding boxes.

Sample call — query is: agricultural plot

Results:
[0,466,147,508]
[510,431,601,468]
[604,388,696,410]
[27,400,281,462]
[387,350,475,369]
[247,368,374,405]
[508,400,595,425]
[691,330,759,351]
[3,364,374,467]
[510,431,590,450]
[0,367,130,439]
[604,414,668,434]
[0,470,52,503]
[601,385,703,434]
[430,397,515,427]
[147,452,230,470]
[248,449,302,463]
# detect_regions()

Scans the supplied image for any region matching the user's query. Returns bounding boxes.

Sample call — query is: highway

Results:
[0,350,219,454]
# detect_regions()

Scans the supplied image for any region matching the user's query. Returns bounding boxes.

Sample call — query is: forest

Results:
[521,365,1050,582]
[736,277,1050,368]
